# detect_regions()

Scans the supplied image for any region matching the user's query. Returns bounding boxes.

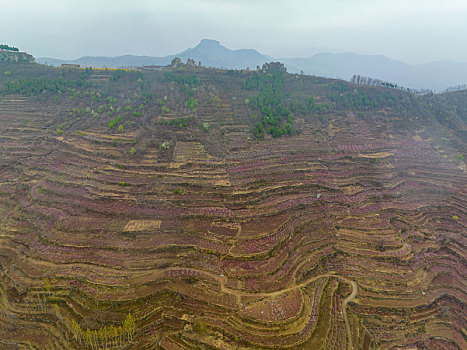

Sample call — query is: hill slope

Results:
[0,63,465,349]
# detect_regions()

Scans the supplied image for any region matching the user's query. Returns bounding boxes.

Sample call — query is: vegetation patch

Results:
[243,64,293,138]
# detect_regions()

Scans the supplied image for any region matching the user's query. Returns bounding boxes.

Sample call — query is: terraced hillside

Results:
[0,62,465,349]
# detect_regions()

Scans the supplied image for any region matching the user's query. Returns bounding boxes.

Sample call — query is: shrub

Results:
[254,122,264,138]
[118,124,124,133]
[193,320,208,335]
[130,147,136,155]
[107,115,121,129]
[186,98,198,111]
[119,182,127,186]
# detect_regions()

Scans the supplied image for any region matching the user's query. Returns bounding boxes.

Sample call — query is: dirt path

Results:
[343,280,357,350]
[218,272,358,349]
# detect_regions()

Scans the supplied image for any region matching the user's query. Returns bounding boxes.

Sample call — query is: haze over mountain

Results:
[282,54,467,92]
[37,39,467,91]
[38,39,271,71]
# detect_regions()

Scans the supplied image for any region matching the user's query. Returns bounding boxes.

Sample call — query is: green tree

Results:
[242,70,293,138]
[0,44,19,51]
[123,313,136,341]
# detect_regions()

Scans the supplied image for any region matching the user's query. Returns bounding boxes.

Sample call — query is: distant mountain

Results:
[281,53,467,91]
[38,54,169,68]
[38,39,270,70]
[37,39,467,91]
[176,39,270,68]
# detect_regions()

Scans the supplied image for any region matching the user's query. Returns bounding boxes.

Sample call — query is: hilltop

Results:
[0,44,35,64]
[0,61,465,349]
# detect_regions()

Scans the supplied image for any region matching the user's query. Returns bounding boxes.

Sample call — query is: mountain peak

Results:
[196,39,221,48]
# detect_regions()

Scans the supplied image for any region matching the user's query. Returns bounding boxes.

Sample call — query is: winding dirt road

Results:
[343,280,358,350]
[217,272,358,349]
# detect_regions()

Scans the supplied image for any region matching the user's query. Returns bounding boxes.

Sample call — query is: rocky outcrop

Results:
[186,58,196,67]
[170,57,182,68]
[0,50,35,64]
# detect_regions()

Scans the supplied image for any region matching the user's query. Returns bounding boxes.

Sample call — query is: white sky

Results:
[1,0,466,63]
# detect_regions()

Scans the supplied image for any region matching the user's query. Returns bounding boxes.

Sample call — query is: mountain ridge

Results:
[37,39,467,91]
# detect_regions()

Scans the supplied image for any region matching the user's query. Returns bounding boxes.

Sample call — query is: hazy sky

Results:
[2,0,467,63]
